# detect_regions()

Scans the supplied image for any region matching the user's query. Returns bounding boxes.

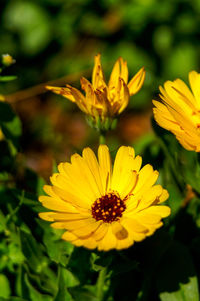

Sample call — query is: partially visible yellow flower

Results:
[153,71,200,152]
[0,95,5,102]
[46,54,145,123]
[39,145,170,251]
[2,54,15,67]
[0,129,4,141]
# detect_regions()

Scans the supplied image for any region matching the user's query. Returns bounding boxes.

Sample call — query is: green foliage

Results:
[157,242,199,301]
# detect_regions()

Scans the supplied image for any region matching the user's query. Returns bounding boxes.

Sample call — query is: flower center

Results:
[91,192,126,223]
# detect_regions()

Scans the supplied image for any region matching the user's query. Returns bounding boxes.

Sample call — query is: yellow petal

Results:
[72,220,101,237]
[98,145,112,193]
[142,205,171,218]
[132,155,142,172]
[165,103,196,133]
[111,146,136,195]
[128,67,145,96]
[172,79,196,110]
[71,153,102,199]
[132,232,146,242]
[153,100,182,133]
[41,212,89,221]
[135,213,161,224]
[80,78,96,113]
[157,189,169,204]
[62,231,77,241]
[82,147,104,195]
[92,54,106,90]
[118,79,130,114]
[93,223,109,241]
[145,222,163,236]
[39,212,54,221]
[125,194,140,211]
[82,237,98,249]
[97,226,117,251]
[52,186,92,210]
[188,71,200,108]
[119,57,128,84]
[135,185,163,211]
[133,165,159,194]
[62,231,97,249]
[67,85,88,114]
[115,235,134,250]
[108,58,121,89]
[162,81,194,114]
[46,86,76,102]
[60,217,96,232]
[39,195,78,213]
[51,222,68,229]
[112,222,128,239]
[121,218,148,233]
[120,170,138,199]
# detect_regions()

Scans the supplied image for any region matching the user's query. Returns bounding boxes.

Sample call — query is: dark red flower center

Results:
[91,192,126,223]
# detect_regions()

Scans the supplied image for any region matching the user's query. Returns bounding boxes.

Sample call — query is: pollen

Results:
[91,192,126,223]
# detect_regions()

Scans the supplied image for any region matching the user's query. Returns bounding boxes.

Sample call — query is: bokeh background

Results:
[1,0,200,180]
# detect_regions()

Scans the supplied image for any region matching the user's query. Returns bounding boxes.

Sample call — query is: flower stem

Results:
[99,131,106,144]
[96,267,107,301]
[157,136,184,189]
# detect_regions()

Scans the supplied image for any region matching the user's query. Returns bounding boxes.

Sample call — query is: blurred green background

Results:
[1,0,200,90]
[1,0,200,178]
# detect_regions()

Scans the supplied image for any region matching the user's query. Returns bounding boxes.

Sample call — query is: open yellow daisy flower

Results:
[39,145,170,251]
[153,71,200,152]
[46,54,145,123]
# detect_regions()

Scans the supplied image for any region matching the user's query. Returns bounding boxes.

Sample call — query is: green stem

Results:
[96,267,107,301]
[156,137,184,189]
[99,131,106,144]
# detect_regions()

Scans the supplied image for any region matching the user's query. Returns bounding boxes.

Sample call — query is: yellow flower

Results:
[46,54,145,123]
[39,145,170,251]
[153,71,200,152]
[0,95,5,102]
[2,54,15,66]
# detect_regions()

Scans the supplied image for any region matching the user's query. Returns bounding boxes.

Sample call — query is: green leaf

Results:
[0,274,11,298]
[0,297,27,301]
[91,252,113,272]
[0,102,22,151]
[180,150,200,194]
[36,176,46,195]
[0,102,15,122]
[8,242,24,265]
[37,218,74,266]
[1,115,21,138]
[19,230,47,273]
[0,75,17,82]
[15,266,30,298]
[24,274,52,301]
[0,210,7,232]
[68,248,93,284]
[54,267,74,301]
[69,287,99,301]
[43,236,73,267]
[156,241,199,301]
